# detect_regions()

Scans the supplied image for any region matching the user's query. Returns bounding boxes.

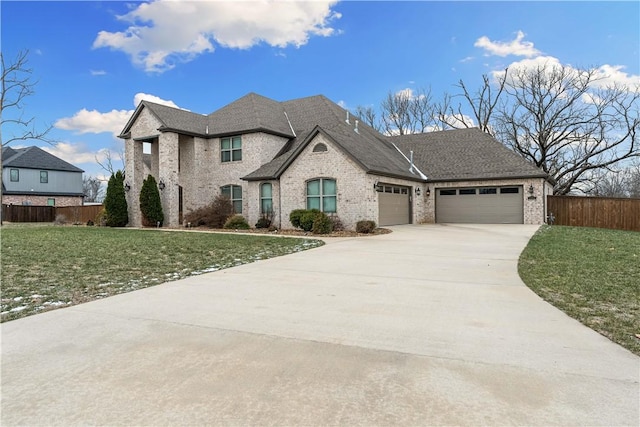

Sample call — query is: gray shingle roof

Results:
[2,146,84,173]
[391,128,547,181]
[244,95,423,181]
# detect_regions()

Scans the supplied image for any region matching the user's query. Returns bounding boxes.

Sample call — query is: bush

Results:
[255,211,273,229]
[299,209,321,232]
[312,212,333,234]
[104,170,128,227]
[95,208,107,227]
[139,174,164,227]
[356,220,377,234]
[223,214,250,230]
[183,194,234,228]
[54,214,67,225]
[329,215,345,232]
[289,209,307,229]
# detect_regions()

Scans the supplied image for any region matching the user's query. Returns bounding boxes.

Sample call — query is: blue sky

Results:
[2,1,639,180]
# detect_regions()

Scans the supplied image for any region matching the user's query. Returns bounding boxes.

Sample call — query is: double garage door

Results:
[436,186,523,224]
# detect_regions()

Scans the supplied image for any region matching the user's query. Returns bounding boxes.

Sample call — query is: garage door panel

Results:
[436,186,523,224]
[378,185,410,226]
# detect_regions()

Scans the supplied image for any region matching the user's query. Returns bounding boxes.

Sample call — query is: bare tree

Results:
[587,160,640,198]
[437,72,507,134]
[1,50,55,224]
[495,63,639,195]
[354,105,381,132]
[96,149,125,176]
[83,176,104,203]
[380,88,438,135]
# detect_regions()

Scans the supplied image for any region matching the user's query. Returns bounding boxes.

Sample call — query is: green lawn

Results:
[1,225,323,322]
[519,225,640,355]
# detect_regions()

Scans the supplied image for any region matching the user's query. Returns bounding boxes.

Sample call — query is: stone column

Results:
[158,132,180,227]
[125,138,144,227]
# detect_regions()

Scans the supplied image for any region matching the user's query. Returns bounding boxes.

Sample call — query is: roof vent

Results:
[346,110,350,124]
[354,120,359,134]
[205,125,209,135]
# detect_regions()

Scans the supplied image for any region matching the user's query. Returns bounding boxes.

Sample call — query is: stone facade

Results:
[2,194,83,207]
[125,110,289,227]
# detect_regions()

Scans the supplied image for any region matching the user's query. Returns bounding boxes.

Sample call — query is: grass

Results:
[1,225,323,322]
[519,225,640,355]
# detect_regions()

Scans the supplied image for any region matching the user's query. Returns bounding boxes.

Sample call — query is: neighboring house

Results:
[2,146,84,207]
[119,93,553,229]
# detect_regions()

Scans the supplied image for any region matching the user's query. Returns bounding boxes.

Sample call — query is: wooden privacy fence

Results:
[547,196,640,232]
[2,204,103,224]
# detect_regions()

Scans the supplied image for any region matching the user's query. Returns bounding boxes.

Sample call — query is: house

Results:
[2,146,84,207]
[119,93,553,229]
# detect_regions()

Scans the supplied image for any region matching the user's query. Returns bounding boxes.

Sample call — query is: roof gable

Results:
[2,146,84,173]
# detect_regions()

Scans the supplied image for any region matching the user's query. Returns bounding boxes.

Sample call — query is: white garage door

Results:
[436,186,523,224]
[378,184,411,226]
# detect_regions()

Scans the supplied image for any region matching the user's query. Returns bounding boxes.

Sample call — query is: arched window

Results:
[306,178,336,213]
[260,183,273,214]
[312,143,327,152]
[221,184,242,213]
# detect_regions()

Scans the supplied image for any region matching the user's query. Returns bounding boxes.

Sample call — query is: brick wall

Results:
[2,195,83,207]
[280,133,378,230]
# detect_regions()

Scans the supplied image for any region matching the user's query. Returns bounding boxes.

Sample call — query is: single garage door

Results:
[378,184,411,226]
[436,186,523,224]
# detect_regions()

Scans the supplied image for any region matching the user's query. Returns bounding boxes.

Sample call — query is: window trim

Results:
[306,178,337,213]
[9,168,19,182]
[40,170,49,184]
[220,136,242,163]
[221,184,243,213]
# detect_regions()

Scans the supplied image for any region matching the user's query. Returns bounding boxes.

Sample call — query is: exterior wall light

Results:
[425,187,431,197]
[158,180,166,191]
[528,184,534,195]
[124,182,131,192]
[415,187,421,196]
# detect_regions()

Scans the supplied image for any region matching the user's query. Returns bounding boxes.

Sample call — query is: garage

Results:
[436,186,523,224]
[378,184,411,226]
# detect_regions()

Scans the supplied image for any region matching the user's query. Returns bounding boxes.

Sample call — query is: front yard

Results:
[519,225,640,355]
[1,225,323,322]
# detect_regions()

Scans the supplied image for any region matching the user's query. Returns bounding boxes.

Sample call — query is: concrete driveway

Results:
[1,224,638,426]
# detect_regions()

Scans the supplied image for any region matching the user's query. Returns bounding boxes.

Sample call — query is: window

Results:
[312,143,327,152]
[47,198,55,206]
[459,189,476,195]
[221,136,242,162]
[10,169,19,182]
[479,188,497,195]
[221,185,242,213]
[260,183,273,214]
[439,189,456,196]
[500,187,520,194]
[40,171,49,183]
[306,178,336,213]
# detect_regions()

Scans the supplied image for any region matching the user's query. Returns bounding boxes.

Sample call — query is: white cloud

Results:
[93,0,341,73]
[591,64,640,88]
[492,56,640,91]
[90,70,107,76]
[55,93,183,137]
[475,30,540,58]
[55,109,132,137]
[133,92,182,109]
